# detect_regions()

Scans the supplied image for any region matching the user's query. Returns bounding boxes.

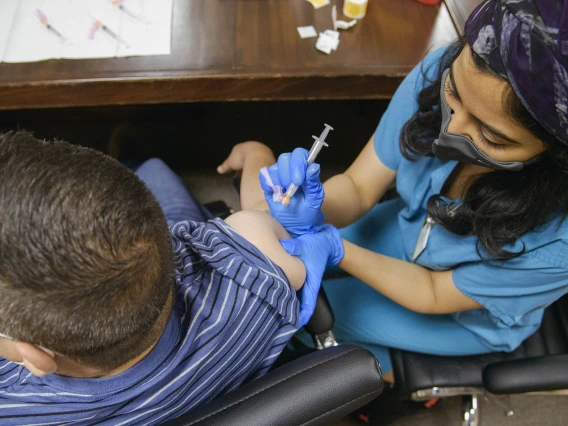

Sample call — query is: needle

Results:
[280,124,332,206]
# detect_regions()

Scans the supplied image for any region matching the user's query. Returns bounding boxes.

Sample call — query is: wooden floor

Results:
[331,394,568,426]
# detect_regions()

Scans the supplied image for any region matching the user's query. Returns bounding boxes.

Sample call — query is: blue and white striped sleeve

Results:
[171,219,300,329]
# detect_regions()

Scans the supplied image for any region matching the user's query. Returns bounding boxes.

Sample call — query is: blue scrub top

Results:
[374,48,568,352]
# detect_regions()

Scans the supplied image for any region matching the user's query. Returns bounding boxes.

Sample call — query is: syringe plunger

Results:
[281,124,333,205]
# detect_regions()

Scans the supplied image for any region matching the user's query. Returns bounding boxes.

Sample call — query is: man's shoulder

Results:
[0,360,23,390]
[171,219,299,327]
[170,218,282,277]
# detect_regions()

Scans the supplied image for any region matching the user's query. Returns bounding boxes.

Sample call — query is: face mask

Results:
[432,69,537,171]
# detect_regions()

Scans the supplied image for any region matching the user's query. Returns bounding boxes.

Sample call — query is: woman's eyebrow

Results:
[477,119,521,145]
[450,61,520,146]
[448,64,462,102]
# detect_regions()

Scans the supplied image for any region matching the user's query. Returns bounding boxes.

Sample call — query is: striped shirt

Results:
[0,218,300,425]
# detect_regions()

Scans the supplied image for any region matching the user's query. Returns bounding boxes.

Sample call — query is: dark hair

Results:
[0,132,174,371]
[400,38,568,259]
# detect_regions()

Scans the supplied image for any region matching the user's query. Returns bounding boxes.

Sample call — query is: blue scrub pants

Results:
[319,199,492,373]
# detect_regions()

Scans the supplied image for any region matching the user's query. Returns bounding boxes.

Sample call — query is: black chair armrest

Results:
[483,354,568,394]
[304,288,335,335]
[163,345,383,426]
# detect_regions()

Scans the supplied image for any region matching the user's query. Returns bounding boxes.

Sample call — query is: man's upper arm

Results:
[224,210,306,290]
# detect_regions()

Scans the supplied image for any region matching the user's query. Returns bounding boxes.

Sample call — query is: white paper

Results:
[0,0,20,60]
[323,30,339,40]
[316,32,339,54]
[1,0,173,63]
[336,19,357,30]
[315,40,331,54]
[332,5,337,30]
[297,26,317,39]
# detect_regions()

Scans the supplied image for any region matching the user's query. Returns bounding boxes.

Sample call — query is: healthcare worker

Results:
[219,0,568,396]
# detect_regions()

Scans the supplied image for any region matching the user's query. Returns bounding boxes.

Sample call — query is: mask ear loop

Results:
[38,346,56,357]
[0,332,56,363]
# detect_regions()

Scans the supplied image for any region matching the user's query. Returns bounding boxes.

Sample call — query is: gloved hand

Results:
[280,224,344,328]
[259,148,324,238]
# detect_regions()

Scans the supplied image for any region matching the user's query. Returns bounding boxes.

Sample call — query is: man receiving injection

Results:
[218,124,345,325]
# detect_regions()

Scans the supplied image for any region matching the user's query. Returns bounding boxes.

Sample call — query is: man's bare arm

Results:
[217,142,276,210]
[224,210,306,290]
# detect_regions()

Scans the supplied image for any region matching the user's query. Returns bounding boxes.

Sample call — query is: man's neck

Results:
[53,339,159,378]
[53,291,172,378]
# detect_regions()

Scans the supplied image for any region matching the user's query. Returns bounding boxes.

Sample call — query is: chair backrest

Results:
[540,293,568,354]
[482,294,568,394]
[519,293,568,357]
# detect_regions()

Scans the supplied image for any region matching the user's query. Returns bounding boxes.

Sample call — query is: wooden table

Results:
[0,0,458,110]
[444,0,484,34]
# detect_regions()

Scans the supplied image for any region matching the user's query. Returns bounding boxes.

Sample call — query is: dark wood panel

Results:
[0,75,404,110]
[0,0,458,109]
[444,0,484,34]
[0,100,389,168]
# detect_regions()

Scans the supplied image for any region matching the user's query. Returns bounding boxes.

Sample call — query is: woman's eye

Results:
[476,130,505,150]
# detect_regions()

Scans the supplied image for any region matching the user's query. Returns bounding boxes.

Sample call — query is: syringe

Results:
[280,124,333,206]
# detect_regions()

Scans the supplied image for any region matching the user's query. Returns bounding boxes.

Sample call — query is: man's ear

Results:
[15,342,57,377]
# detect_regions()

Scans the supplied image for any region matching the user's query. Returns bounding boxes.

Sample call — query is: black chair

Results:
[289,286,568,426]
[162,291,384,426]
[390,293,568,425]
[204,184,568,424]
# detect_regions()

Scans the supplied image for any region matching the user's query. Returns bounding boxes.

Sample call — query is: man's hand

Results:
[217,141,274,175]
[280,224,344,327]
[260,148,325,238]
[218,141,275,210]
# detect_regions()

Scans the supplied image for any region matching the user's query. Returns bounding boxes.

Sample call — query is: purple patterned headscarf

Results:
[465,0,568,145]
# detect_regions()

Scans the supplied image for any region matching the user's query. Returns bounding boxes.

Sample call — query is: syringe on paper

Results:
[35,9,66,43]
[89,18,130,48]
[110,0,148,24]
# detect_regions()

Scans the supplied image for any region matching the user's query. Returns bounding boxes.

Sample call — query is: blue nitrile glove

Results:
[280,224,344,328]
[259,148,325,238]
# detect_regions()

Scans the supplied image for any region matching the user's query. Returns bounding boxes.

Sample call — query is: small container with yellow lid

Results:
[343,0,368,19]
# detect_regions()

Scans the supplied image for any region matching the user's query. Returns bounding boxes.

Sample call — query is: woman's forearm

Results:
[338,240,439,313]
[337,240,482,314]
[322,136,396,228]
[322,174,370,228]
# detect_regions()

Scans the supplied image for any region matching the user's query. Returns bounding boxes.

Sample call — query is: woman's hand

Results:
[260,148,325,238]
[217,141,274,175]
[280,224,344,327]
